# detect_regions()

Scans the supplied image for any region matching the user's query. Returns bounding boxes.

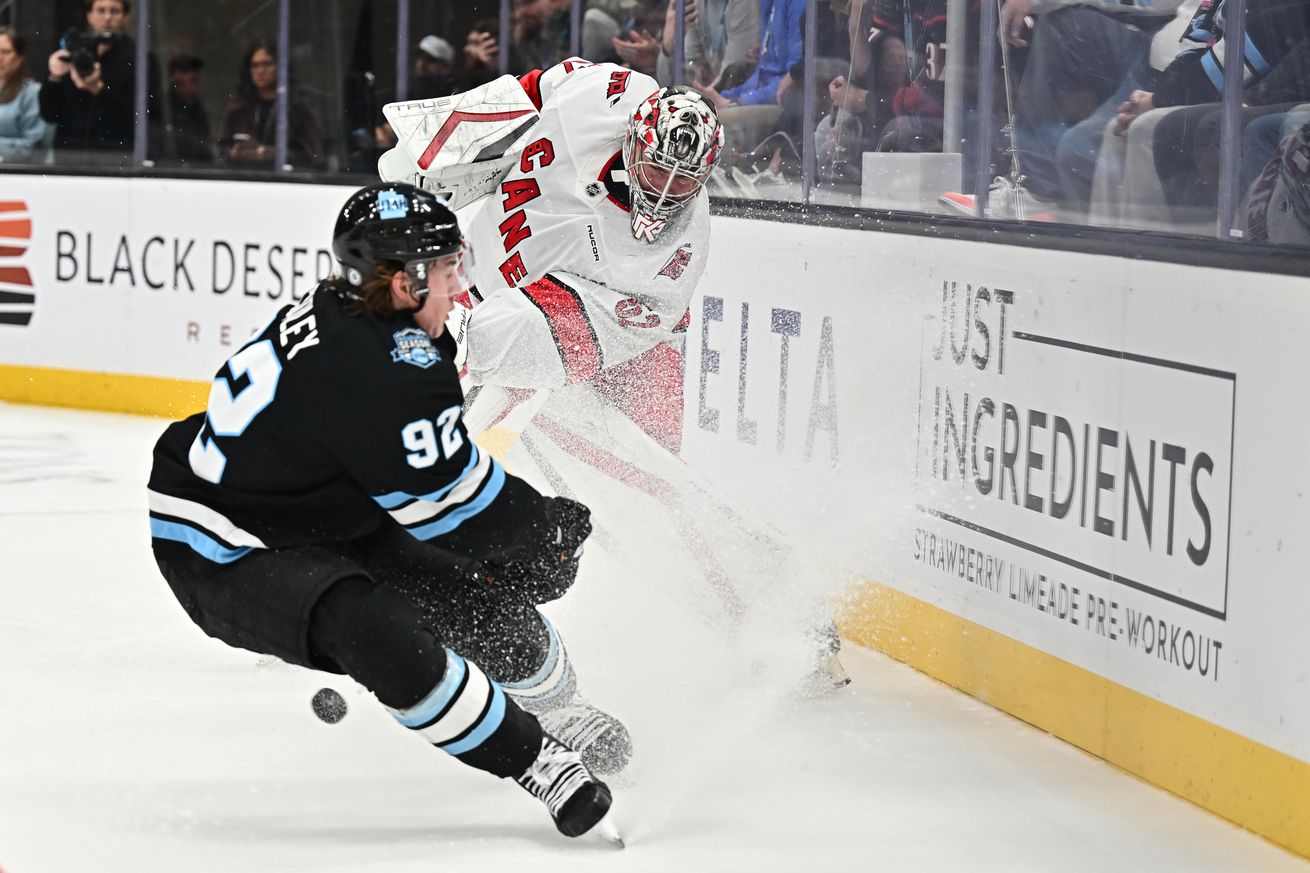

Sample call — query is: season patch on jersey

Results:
[391,327,442,369]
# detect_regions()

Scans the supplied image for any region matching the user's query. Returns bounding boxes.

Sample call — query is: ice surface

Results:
[0,400,1304,873]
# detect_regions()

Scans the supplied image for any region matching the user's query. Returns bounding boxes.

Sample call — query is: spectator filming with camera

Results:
[39,0,159,166]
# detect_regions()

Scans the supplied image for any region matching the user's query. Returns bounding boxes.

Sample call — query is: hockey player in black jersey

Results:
[146,183,622,840]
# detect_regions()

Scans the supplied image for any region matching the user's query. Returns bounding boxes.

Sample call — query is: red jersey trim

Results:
[520,274,603,383]
[518,69,545,110]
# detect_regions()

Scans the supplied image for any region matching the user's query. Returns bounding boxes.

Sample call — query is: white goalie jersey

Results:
[380,59,710,390]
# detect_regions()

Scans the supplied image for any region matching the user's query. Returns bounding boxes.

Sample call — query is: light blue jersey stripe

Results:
[1243,34,1270,75]
[150,518,254,564]
[374,445,483,509]
[441,683,507,755]
[1201,51,1224,92]
[393,650,468,728]
[502,617,561,690]
[407,461,506,541]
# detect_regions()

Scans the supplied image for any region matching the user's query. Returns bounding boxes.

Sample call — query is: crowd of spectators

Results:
[7,0,1306,242]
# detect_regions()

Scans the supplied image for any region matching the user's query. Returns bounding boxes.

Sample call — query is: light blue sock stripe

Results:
[150,518,254,564]
[393,649,467,729]
[533,662,576,705]
[408,461,506,541]
[441,682,507,756]
[1201,51,1224,92]
[502,617,561,691]
[374,445,482,509]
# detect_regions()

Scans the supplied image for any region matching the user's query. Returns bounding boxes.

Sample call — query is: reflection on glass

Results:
[159,53,212,166]
[0,0,1299,246]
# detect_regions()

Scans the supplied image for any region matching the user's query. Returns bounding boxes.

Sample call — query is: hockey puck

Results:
[311,687,348,724]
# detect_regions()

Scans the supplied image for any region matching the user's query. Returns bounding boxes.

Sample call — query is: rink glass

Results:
[0,0,1300,248]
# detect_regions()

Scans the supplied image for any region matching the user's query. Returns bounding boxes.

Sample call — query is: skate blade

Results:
[594,816,625,849]
[801,652,853,698]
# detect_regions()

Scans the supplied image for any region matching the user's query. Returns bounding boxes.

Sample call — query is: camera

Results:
[59,28,122,78]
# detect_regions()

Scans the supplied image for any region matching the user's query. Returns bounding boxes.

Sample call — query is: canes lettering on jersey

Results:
[430,61,713,389]
[497,138,556,285]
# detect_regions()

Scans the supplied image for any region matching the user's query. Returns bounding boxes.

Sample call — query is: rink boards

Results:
[0,175,1307,858]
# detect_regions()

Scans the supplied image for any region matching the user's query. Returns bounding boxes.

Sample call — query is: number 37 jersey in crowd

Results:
[148,286,540,565]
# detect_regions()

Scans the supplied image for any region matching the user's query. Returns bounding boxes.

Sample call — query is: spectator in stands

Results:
[611,1,670,75]
[982,0,1191,217]
[218,39,325,170]
[368,36,461,159]
[1240,104,1310,196]
[655,0,761,87]
[411,35,459,100]
[0,27,52,162]
[1244,118,1310,245]
[701,0,805,107]
[1113,0,1310,224]
[460,19,507,89]
[164,54,211,165]
[513,0,569,72]
[939,0,1201,218]
[696,0,806,175]
[811,0,906,185]
[39,0,161,166]
[851,0,981,155]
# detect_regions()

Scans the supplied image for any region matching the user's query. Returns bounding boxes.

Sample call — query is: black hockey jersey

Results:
[148,285,549,565]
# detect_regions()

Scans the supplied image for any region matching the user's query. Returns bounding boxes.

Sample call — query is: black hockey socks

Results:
[310,576,541,778]
[388,647,542,778]
[309,576,444,705]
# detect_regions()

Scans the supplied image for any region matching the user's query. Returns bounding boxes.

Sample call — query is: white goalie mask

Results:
[623,86,724,242]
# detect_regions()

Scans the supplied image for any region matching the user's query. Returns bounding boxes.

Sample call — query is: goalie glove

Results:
[481,497,592,604]
[379,75,541,210]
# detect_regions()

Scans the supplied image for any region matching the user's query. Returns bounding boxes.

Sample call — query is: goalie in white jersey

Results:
[380,59,722,445]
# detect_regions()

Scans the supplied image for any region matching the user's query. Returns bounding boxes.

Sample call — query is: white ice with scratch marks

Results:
[0,401,1304,873]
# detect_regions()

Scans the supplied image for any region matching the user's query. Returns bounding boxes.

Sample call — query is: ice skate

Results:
[803,621,853,697]
[535,698,634,778]
[517,734,615,838]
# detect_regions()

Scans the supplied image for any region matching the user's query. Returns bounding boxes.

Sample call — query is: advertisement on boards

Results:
[683,216,1309,766]
[0,175,350,380]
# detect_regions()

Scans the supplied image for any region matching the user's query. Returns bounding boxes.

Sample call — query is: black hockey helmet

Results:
[332,183,460,287]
